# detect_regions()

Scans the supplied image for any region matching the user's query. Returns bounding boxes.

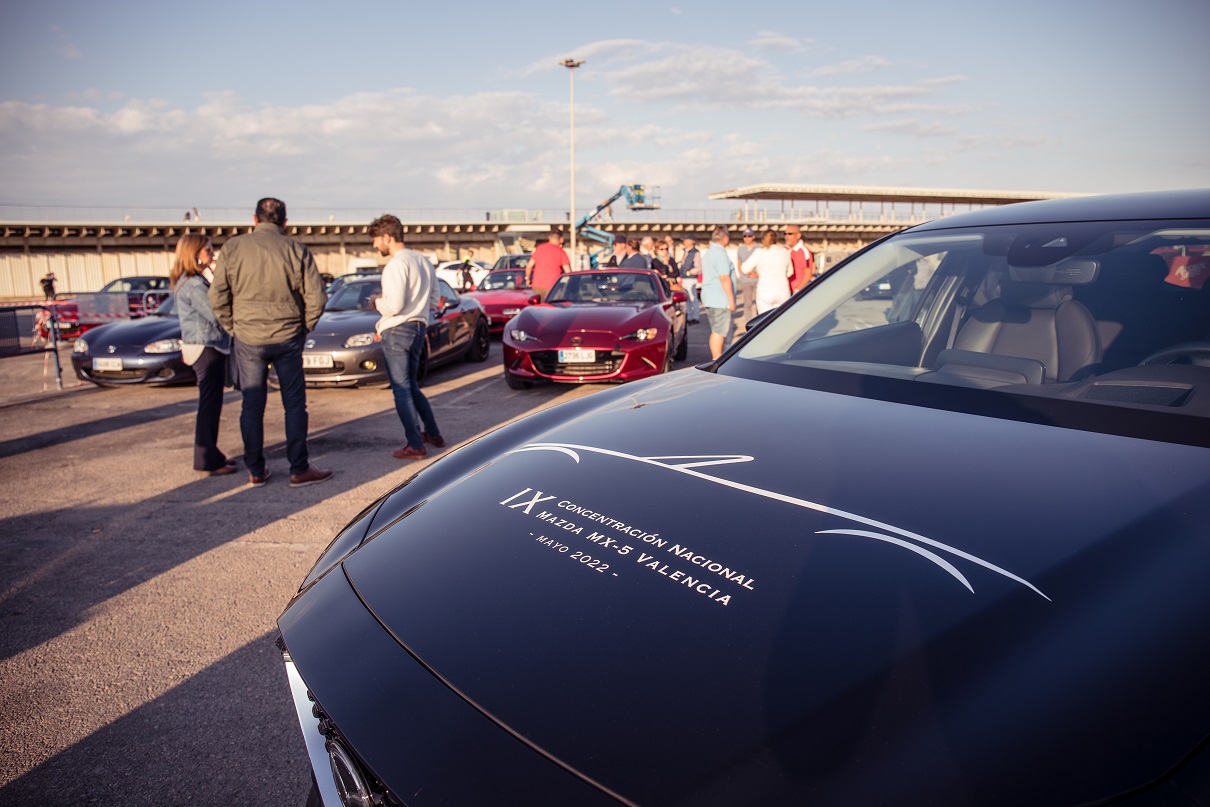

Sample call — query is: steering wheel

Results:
[1139,341,1210,367]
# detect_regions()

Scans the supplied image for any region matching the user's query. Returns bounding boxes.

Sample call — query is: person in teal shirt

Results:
[700,225,737,359]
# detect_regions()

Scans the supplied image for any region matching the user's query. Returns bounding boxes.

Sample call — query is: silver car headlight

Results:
[622,327,658,341]
[510,329,539,342]
[144,339,182,354]
[72,339,90,354]
[343,333,378,348]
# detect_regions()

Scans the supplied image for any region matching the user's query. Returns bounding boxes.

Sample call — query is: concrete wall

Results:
[1,252,174,300]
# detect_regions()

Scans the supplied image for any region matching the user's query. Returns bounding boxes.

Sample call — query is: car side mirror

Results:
[672,290,688,303]
[528,294,542,306]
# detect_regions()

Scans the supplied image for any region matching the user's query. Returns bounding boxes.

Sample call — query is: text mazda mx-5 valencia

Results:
[501,269,688,389]
[279,189,1210,806]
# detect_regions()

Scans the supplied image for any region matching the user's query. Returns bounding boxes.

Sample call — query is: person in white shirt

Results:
[741,230,794,314]
[369,214,445,460]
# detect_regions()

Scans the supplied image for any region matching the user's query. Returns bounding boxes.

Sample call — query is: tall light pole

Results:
[560,58,584,269]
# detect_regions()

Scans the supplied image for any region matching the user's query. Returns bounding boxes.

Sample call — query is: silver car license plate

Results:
[303,355,335,369]
[558,349,595,364]
[93,357,122,371]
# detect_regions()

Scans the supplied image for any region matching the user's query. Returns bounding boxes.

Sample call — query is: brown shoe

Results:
[422,432,446,448]
[205,465,239,477]
[289,466,333,488]
[249,468,272,487]
[392,445,427,460]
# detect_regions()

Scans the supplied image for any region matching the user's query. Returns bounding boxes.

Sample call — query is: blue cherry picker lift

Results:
[575,184,661,267]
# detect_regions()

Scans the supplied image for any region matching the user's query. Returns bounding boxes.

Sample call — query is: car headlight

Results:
[144,339,182,354]
[622,328,658,341]
[509,329,539,342]
[343,333,378,348]
[72,339,90,354]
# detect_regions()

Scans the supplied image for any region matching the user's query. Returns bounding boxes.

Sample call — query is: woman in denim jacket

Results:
[171,234,236,475]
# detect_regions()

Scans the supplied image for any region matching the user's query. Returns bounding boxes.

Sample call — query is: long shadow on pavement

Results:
[0,632,310,806]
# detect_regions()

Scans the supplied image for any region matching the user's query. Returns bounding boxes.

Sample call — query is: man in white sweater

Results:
[369,213,445,460]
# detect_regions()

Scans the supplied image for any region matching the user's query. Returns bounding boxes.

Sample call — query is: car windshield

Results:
[493,255,529,271]
[547,272,660,304]
[725,218,1210,437]
[153,295,177,315]
[104,277,165,292]
[478,271,525,290]
[326,281,382,311]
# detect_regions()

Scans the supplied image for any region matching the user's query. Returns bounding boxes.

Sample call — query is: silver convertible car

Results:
[279,190,1210,806]
[271,274,491,388]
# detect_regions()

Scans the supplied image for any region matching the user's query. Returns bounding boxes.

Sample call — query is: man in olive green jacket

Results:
[210,197,332,489]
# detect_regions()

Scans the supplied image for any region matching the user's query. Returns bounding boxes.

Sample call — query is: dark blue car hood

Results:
[304,369,1210,804]
[82,313,180,345]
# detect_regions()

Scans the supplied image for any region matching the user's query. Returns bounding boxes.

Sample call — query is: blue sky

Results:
[1,0,1207,216]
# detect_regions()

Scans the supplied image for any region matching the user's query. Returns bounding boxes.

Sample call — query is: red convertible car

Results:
[37,275,171,340]
[462,269,536,333]
[502,268,688,389]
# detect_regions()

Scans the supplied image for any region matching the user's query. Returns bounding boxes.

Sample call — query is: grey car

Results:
[270,275,491,388]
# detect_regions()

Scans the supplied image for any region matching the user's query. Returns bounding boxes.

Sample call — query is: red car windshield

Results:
[547,272,659,304]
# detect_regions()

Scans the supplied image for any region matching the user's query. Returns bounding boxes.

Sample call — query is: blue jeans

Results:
[234,334,310,475]
[383,322,439,450]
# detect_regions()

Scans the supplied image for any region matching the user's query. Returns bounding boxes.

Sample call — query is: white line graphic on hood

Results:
[508,442,1049,601]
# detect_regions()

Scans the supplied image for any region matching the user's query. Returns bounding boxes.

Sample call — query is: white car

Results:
[435,260,490,292]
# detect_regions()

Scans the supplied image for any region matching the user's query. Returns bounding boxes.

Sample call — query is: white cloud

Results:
[749,31,805,50]
[807,55,890,77]
[862,118,958,138]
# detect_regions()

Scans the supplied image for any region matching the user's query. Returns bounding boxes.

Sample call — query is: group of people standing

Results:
[169,199,453,488]
[522,223,816,362]
[172,197,333,487]
[736,223,817,320]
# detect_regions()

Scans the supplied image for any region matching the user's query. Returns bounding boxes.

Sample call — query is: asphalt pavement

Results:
[0,316,726,805]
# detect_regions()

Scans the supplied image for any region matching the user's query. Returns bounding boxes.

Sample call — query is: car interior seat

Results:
[625,279,655,300]
[951,277,1102,383]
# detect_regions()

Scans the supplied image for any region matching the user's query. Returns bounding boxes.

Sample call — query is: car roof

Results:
[912,188,1210,232]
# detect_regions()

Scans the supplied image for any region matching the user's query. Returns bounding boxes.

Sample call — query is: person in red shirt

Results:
[525,228,571,300]
[785,224,816,293]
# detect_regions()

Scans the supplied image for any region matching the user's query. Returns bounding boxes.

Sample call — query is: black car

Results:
[70,295,193,386]
[278,189,1210,805]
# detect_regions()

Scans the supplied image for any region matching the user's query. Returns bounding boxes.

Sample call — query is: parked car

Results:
[325,264,383,298]
[490,253,531,272]
[502,269,688,389]
[271,275,490,388]
[279,189,1210,806]
[461,269,535,333]
[435,259,490,292]
[38,275,172,340]
[70,295,193,386]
